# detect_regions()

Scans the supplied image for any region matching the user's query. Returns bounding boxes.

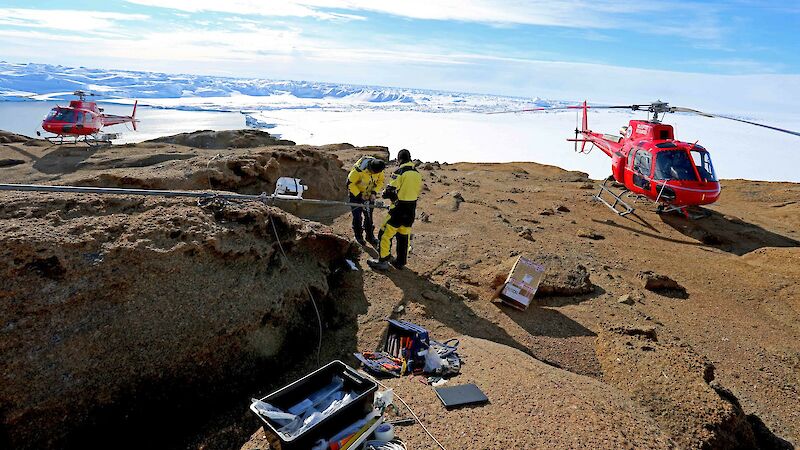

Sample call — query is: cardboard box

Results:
[498,256,545,310]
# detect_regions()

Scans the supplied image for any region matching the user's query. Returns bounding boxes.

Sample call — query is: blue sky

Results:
[0,0,798,103]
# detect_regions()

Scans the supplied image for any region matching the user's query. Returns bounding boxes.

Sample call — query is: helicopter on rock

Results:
[493,101,799,217]
[37,90,138,146]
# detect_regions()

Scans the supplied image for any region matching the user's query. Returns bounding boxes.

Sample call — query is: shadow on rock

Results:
[382,267,523,349]
[380,265,602,376]
[32,145,99,174]
[661,208,800,256]
[495,302,597,338]
[185,262,370,450]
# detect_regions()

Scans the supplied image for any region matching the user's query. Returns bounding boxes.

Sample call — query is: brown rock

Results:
[638,271,687,298]
[539,208,554,216]
[518,228,535,242]
[537,260,594,297]
[577,229,605,240]
[0,158,25,168]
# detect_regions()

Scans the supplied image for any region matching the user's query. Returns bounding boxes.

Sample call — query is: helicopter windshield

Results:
[691,150,717,182]
[47,108,76,122]
[654,150,698,181]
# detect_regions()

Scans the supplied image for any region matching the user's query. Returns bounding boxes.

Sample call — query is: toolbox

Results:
[383,319,430,372]
[250,360,377,450]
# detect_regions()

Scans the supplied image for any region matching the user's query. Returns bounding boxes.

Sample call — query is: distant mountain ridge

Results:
[0,61,569,113]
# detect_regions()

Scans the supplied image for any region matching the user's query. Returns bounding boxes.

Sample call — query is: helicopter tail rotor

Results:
[131,100,138,131]
[568,100,591,152]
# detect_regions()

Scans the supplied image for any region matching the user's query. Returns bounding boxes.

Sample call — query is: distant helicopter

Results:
[37,90,138,146]
[493,101,800,217]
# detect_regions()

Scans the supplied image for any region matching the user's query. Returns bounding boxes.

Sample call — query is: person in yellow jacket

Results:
[368,149,422,270]
[347,156,386,245]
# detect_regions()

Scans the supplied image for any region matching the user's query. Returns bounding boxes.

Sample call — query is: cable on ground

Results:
[266,197,323,367]
[365,374,448,450]
[364,438,407,450]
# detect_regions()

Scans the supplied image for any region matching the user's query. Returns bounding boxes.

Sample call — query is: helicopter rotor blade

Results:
[485,107,547,115]
[486,104,635,115]
[671,107,800,137]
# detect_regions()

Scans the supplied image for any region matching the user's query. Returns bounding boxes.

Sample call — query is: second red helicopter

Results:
[38,90,138,146]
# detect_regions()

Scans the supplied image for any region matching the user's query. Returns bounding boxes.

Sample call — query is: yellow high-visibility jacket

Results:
[348,157,385,198]
[389,162,422,202]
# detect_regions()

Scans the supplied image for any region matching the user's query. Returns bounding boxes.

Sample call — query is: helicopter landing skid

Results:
[656,204,708,220]
[44,135,80,146]
[44,134,113,148]
[594,179,634,216]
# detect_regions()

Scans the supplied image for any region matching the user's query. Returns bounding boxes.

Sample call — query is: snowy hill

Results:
[0,62,563,113]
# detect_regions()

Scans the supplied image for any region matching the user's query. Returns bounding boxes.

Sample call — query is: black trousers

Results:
[350,193,375,234]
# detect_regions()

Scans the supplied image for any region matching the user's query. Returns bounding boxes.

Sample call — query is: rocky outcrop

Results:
[75,147,348,200]
[0,193,355,449]
[0,130,33,144]
[147,129,295,148]
[596,325,767,449]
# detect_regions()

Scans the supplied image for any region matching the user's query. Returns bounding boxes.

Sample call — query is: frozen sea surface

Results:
[1,62,798,182]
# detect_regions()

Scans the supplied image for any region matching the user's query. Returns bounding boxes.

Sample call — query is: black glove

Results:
[382,186,398,202]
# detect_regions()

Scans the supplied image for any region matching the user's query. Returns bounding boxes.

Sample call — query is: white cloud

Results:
[125,0,364,21]
[0,8,149,32]
[124,0,720,39]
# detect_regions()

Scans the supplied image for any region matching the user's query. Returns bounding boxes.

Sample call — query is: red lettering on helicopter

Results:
[636,124,651,135]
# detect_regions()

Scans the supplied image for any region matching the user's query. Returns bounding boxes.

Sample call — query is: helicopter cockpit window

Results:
[50,109,75,122]
[633,150,652,176]
[691,150,717,182]
[654,150,697,181]
[632,149,652,190]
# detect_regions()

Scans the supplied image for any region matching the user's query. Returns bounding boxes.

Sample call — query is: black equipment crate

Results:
[250,360,377,450]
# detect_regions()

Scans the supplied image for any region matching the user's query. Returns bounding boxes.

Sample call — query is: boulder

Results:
[638,271,687,298]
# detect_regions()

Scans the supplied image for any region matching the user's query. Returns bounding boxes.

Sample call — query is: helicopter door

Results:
[631,149,652,191]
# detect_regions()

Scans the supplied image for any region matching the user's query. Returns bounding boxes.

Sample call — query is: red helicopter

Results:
[37,90,138,146]
[495,101,800,217]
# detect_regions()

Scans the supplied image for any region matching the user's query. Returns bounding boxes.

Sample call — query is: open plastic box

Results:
[250,360,378,450]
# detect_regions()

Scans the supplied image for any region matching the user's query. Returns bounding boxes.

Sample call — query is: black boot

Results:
[366,227,378,246]
[353,227,366,245]
[394,234,409,268]
[367,258,390,271]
